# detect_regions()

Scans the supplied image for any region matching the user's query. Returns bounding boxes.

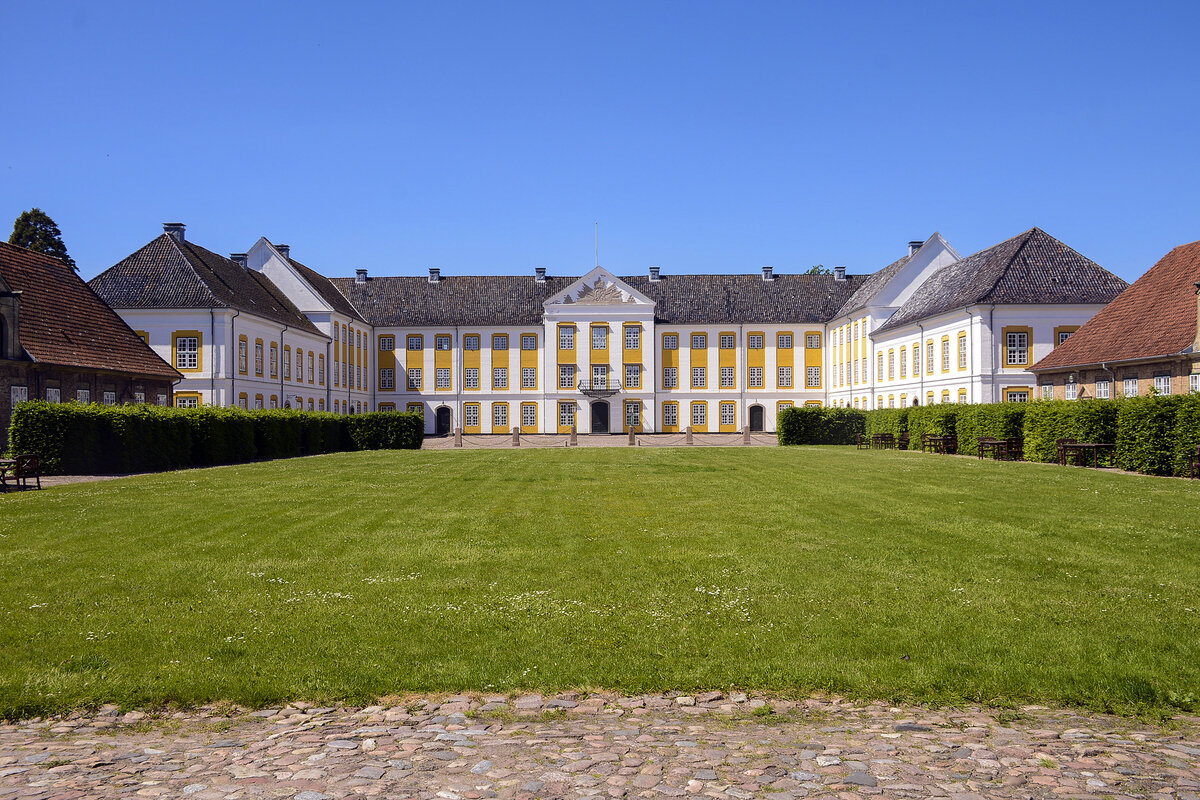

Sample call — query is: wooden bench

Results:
[855,434,871,450]
[0,454,41,491]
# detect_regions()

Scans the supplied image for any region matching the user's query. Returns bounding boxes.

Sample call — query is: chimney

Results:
[762,266,775,282]
[356,269,368,284]
[276,243,290,259]
[229,253,248,268]
[535,267,547,283]
[908,240,923,255]
[428,267,441,283]
[162,222,185,242]
[834,265,847,281]
[649,266,661,282]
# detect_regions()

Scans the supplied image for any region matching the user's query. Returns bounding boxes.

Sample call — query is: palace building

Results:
[89,224,1128,434]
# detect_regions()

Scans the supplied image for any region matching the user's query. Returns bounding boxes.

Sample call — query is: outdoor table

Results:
[872,433,894,450]
[978,438,1002,460]
[1059,442,1115,468]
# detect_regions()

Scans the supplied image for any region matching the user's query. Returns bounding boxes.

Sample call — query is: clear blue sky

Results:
[3,1,1198,283]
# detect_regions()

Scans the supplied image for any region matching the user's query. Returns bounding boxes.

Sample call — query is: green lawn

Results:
[1,447,1198,718]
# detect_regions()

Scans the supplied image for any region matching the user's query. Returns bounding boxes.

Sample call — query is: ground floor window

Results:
[1042,384,1054,400]
[464,404,480,428]
[625,402,640,428]
[559,402,575,427]
[493,403,508,428]
[1154,375,1171,395]
[175,394,199,409]
[522,403,537,428]
[1123,377,1138,397]
[1097,379,1111,398]
[662,403,678,427]
[1004,388,1029,403]
[720,402,735,426]
[691,402,706,427]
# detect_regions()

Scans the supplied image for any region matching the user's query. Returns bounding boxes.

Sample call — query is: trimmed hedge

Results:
[7,402,423,475]
[1022,400,1119,463]
[777,406,865,445]
[953,404,1025,457]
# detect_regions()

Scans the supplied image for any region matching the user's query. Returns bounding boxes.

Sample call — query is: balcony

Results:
[577,378,622,398]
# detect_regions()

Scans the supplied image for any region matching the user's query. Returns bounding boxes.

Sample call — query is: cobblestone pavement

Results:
[3,693,1198,799]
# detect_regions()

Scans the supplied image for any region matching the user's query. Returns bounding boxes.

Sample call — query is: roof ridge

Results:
[163,234,224,308]
[982,227,1039,298]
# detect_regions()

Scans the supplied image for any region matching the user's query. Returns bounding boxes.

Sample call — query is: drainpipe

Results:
[229,309,240,408]
[918,323,925,406]
[326,335,332,412]
[278,324,289,409]
[209,308,216,404]
[988,304,997,403]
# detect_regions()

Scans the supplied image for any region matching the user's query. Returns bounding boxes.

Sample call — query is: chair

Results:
[856,433,870,450]
[942,435,958,455]
[978,437,1000,460]
[921,433,939,453]
[2,454,41,491]
[898,433,910,451]
[1004,437,1024,461]
[1056,438,1079,467]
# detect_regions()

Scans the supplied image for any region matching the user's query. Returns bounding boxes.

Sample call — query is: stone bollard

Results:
[570,425,578,447]
[512,426,520,446]
[743,425,751,445]
[686,425,693,445]
[454,426,463,447]
[628,428,636,446]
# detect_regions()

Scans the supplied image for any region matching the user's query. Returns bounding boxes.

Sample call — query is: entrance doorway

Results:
[749,404,765,432]
[591,401,609,434]
[435,406,452,435]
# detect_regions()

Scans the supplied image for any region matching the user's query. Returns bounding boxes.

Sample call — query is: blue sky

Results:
[3,1,1198,283]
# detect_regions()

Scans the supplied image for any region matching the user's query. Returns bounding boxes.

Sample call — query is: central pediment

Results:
[544,266,654,309]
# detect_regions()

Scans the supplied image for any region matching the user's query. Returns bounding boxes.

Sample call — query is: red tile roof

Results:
[1032,240,1200,371]
[0,241,180,379]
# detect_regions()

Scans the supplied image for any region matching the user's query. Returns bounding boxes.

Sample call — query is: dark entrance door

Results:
[591,401,609,434]
[749,405,765,432]
[435,406,452,435]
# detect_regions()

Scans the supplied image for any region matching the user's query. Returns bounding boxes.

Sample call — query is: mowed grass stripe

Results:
[0,447,1197,717]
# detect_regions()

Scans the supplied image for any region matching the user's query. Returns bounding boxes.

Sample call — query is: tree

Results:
[805,265,832,275]
[9,208,76,270]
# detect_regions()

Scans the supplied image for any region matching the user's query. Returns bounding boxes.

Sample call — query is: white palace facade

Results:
[90,224,1129,434]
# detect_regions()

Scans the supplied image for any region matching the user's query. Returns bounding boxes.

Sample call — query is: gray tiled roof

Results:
[834,253,913,319]
[284,253,367,323]
[329,273,866,327]
[90,235,323,336]
[874,228,1128,334]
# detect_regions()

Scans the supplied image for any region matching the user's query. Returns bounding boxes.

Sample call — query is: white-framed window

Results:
[521,367,536,388]
[720,366,735,387]
[176,336,199,369]
[625,364,640,388]
[663,367,678,388]
[941,339,950,372]
[592,327,607,349]
[254,342,263,375]
[270,344,278,378]
[899,349,907,378]
[10,385,28,407]
[308,353,314,382]
[1042,384,1054,400]
[926,341,934,373]
[806,366,821,388]
[493,335,509,350]
[777,333,793,349]
[1058,330,1074,345]
[134,391,145,404]
[522,404,537,427]
[296,351,304,382]
[888,351,894,380]
[719,334,735,350]
[284,351,291,380]
[692,403,706,426]
[625,327,641,350]
[856,359,862,383]
[805,333,820,349]
[493,404,508,428]
[720,402,735,426]
[625,402,641,428]
[559,364,575,388]
[1124,377,1138,397]
[958,392,967,404]
[175,395,197,409]
[435,335,452,351]
[1006,390,1029,403]
[493,367,508,389]
[318,355,325,385]
[379,335,394,351]
[592,364,608,388]
[1154,375,1172,395]
[465,367,480,389]
[912,346,920,376]
[1191,373,1199,393]
[436,368,451,389]
[691,366,706,388]
[379,368,395,390]
[559,327,575,350]
[46,387,61,403]
[157,394,167,406]
[1096,379,1111,399]
[1006,332,1029,366]
[1065,381,1077,401]
[663,403,678,427]
[254,396,264,410]
[464,404,479,427]
[958,335,968,369]
[778,366,792,388]
[407,368,422,390]
[749,367,763,388]
[691,334,706,349]
[464,335,480,351]
[521,334,537,351]
[559,402,576,427]
[238,338,248,373]
[748,334,764,350]
[76,389,91,404]
[407,335,422,351]
[334,326,340,343]
[662,334,678,350]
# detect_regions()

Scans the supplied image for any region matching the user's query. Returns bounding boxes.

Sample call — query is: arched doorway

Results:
[435,406,452,435]
[590,401,609,434]
[749,404,765,432]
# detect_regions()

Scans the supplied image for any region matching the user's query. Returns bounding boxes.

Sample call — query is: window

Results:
[432,335,450,351]
[521,334,537,351]
[559,402,576,427]
[1124,377,1138,397]
[1005,331,1029,366]
[1191,374,1199,393]
[1096,379,1111,399]
[626,327,641,350]
[958,391,967,404]
[592,327,607,350]
[887,350,894,380]
[1005,389,1029,403]
[283,348,291,380]
[806,366,821,388]
[238,337,248,374]
[255,395,264,410]
[625,364,640,388]
[521,367,536,388]
[806,333,820,349]
[407,335,422,351]
[436,368,452,389]
[1065,380,1077,401]
[663,367,678,388]
[296,350,304,382]
[493,404,508,428]
[379,336,394,351]
[720,366,735,387]
[270,344,278,378]
[592,364,608,388]
[380,368,395,389]
[899,348,907,378]
[76,389,91,404]
[877,353,883,381]
[1154,375,1172,395]
[407,368,422,390]
[941,338,950,372]
[334,327,340,343]
[254,341,263,376]
[269,396,278,409]
[464,335,480,351]
[691,334,706,349]
[493,367,508,388]
[10,385,28,407]
[559,327,575,350]
[493,335,508,350]
[854,360,860,383]
[748,334,764,349]
[175,394,198,409]
[720,402,735,426]
[308,353,314,383]
[626,402,641,428]
[318,355,325,385]
[404,403,421,415]
[46,387,60,403]
[175,336,199,370]
[777,333,792,349]
[464,404,479,427]
[559,364,575,388]
[663,334,678,350]
[691,366,706,388]
[926,341,934,373]
[749,367,763,388]
[778,366,792,388]
[719,334,735,350]
[1042,384,1054,400]
[912,345,920,376]
[465,367,480,389]
[692,403,706,426]
[958,334,968,369]
[522,404,537,427]
[663,403,678,427]
[1058,330,1074,345]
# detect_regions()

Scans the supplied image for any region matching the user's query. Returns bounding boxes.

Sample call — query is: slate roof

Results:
[1032,240,1200,371]
[280,251,367,323]
[874,228,1128,334]
[834,252,913,319]
[0,241,180,379]
[90,235,323,336]
[329,273,866,327]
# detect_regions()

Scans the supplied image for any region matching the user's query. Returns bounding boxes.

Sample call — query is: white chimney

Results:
[229,253,248,268]
[428,267,441,283]
[834,266,847,281]
[276,244,290,259]
[649,266,661,282]
[162,222,185,242]
[762,266,775,282]
[908,240,923,255]
[535,267,547,283]
[355,269,368,284]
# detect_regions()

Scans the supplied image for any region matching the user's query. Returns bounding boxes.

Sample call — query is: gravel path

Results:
[3,693,1198,799]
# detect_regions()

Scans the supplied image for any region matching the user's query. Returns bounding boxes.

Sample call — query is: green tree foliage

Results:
[804,265,833,275]
[9,208,76,270]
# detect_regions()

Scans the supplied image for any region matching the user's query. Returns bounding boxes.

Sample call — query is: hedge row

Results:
[779,396,1200,478]
[7,402,424,475]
